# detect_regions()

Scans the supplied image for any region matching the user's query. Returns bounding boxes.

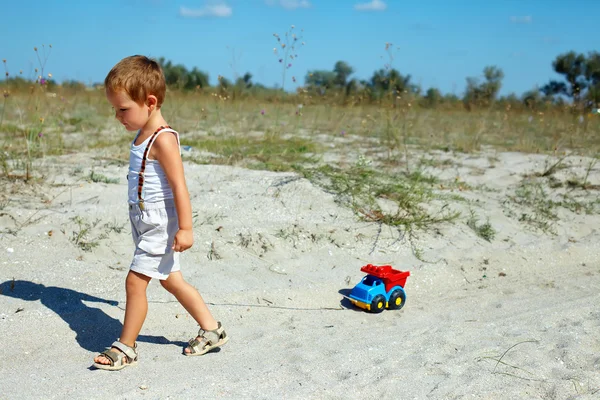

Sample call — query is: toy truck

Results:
[348,264,410,313]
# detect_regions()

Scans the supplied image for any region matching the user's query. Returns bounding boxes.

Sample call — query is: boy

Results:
[93,55,228,370]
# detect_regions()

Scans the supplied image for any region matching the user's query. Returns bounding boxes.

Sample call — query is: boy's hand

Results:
[172,229,194,252]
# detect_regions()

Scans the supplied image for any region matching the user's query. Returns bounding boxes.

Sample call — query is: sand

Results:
[1,148,599,399]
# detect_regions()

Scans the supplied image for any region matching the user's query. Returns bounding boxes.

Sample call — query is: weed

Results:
[566,156,600,190]
[539,154,568,177]
[70,216,105,251]
[274,223,305,249]
[504,179,558,234]
[477,339,542,381]
[104,220,126,234]
[0,196,8,210]
[299,157,461,237]
[69,216,124,251]
[194,211,225,226]
[88,170,119,184]
[466,210,496,242]
[237,232,273,255]
[207,241,222,260]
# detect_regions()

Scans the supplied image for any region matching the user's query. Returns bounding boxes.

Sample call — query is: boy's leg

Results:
[160,271,219,355]
[160,271,218,329]
[94,270,151,365]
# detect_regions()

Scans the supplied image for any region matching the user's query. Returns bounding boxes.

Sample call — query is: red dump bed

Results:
[360,264,410,292]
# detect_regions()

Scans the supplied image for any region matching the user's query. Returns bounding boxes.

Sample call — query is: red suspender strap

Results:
[137,125,171,209]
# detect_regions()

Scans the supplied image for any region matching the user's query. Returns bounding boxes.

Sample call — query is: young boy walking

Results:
[93,55,228,370]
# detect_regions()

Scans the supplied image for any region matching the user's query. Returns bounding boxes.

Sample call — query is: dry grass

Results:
[1,87,599,239]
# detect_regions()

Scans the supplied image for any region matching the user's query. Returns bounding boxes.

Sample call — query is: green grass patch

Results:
[182,134,320,171]
[88,170,119,184]
[466,210,496,242]
[299,158,461,232]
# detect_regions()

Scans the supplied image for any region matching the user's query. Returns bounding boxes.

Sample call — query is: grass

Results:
[68,216,125,252]
[1,86,600,240]
[299,157,461,233]
[477,339,543,382]
[88,170,119,184]
[466,210,496,242]
[181,132,320,171]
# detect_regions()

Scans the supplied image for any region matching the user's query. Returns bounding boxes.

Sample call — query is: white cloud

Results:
[179,3,232,18]
[509,15,532,24]
[265,0,311,10]
[354,0,387,11]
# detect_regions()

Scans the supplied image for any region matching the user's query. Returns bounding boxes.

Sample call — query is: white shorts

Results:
[128,199,180,280]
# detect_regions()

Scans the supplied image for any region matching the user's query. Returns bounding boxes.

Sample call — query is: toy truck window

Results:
[363,276,379,286]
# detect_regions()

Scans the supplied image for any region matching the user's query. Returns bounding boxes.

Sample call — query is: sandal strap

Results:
[187,322,227,354]
[111,341,138,361]
[197,322,225,345]
[99,349,120,366]
[189,337,211,351]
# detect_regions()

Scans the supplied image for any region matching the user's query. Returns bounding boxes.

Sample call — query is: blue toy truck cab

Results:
[348,264,410,313]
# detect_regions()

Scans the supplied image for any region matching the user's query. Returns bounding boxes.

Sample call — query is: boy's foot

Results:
[184,321,229,356]
[93,341,138,370]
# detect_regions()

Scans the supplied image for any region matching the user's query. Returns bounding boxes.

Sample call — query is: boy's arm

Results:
[152,132,194,252]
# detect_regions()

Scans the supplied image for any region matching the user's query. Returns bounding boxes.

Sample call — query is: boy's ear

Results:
[146,95,158,110]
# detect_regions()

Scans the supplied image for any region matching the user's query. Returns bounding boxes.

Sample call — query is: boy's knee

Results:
[160,275,186,294]
[125,271,150,293]
[159,279,175,293]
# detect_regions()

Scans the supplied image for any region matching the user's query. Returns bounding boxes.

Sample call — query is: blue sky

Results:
[1,0,598,96]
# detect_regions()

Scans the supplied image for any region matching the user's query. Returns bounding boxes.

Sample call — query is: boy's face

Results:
[106,89,149,132]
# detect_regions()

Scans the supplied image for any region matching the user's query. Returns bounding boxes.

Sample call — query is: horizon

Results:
[1,0,598,97]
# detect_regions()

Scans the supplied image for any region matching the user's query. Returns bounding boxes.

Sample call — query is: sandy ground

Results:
[1,148,599,399]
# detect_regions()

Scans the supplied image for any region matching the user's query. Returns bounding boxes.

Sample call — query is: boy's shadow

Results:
[0,280,187,353]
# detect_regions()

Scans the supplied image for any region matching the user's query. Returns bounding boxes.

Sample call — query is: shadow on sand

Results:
[338,288,363,312]
[0,280,187,353]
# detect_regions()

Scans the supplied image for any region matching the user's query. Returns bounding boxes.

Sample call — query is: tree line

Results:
[3,51,599,112]
[156,51,600,111]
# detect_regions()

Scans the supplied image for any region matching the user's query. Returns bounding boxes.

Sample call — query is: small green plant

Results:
[274,223,306,249]
[69,216,124,251]
[538,153,568,177]
[567,155,599,190]
[466,210,496,242]
[104,220,126,234]
[88,170,119,184]
[504,179,558,234]
[70,216,105,251]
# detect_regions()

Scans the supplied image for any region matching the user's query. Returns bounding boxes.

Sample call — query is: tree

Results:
[333,61,354,88]
[305,70,336,92]
[482,66,504,98]
[463,66,504,108]
[423,87,442,108]
[369,68,413,96]
[584,52,600,106]
[540,51,600,109]
[542,52,587,104]
[185,67,209,90]
[522,88,544,110]
[540,81,567,97]
[157,57,209,90]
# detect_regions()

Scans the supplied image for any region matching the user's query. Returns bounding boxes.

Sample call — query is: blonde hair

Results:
[104,55,166,107]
